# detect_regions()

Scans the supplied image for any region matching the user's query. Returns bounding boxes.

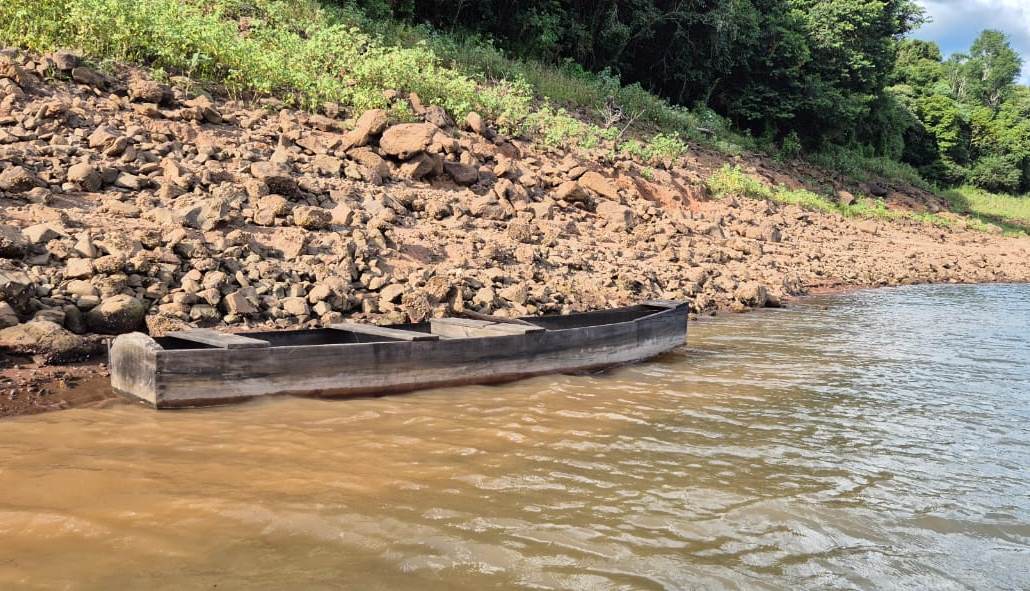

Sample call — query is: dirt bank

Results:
[2,49,1029,418]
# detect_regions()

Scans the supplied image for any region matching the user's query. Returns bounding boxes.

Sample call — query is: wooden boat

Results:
[110,300,689,408]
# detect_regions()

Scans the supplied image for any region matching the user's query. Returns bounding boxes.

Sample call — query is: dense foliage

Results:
[361,1,1029,195]
[892,32,1030,193]
[356,0,924,147]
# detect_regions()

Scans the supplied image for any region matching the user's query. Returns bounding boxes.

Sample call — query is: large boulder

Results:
[0,320,89,362]
[379,123,437,159]
[85,294,147,334]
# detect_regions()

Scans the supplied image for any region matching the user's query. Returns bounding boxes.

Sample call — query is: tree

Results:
[960,30,1022,110]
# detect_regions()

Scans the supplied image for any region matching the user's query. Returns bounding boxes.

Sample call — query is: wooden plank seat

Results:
[430,317,545,339]
[166,328,270,349]
[329,322,439,342]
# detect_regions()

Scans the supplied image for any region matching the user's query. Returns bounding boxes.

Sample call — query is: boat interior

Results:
[151,303,672,351]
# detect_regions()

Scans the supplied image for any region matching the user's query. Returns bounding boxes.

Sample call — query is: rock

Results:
[292,205,332,229]
[282,297,310,317]
[23,223,63,244]
[470,196,509,220]
[47,50,79,72]
[347,148,390,181]
[251,161,298,197]
[554,180,590,202]
[0,56,32,87]
[67,162,102,191]
[71,66,108,88]
[85,294,147,334]
[64,257,94,279]
[837,190,856,206]
[867,183,889,198]
[0,269,33,313]
[312,154,343,176]
[398,153,436,181]
[0,320,88,362]
[578,171,620,200]
[424,106,454,128]
[596,200,635,231]
[379,123,437,159]
[0,166,40,193]
[857,220,879,235]
[113,172,147,190]
[0,225,28,258]
[466,111,486,135]
[735,282,768,308]
[222,290,258,316]
[0,301,19,329]
[180,198,230,231]
[161,158,196,191]
[344,109,389,148]
[88,126,128,156]
[128,77,170,104]
[379,283,406,304]
[270,230,307,260]
[499,283,528,305]
[444,161,479,185]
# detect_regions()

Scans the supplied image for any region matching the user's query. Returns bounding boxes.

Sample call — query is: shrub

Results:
[968,155,1022,193]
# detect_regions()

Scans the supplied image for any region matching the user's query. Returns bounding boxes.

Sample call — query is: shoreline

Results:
[2,49,1029,419]
[4,279,1027,420]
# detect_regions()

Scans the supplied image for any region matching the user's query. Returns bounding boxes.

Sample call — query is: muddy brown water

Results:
[1,284,1028,590]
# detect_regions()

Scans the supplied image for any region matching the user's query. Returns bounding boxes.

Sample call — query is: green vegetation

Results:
[706,165,960,229]
[941,187,1030,233]
[2,0,1027,229]
[892,32,1030,194]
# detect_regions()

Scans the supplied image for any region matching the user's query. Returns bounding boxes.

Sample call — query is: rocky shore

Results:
[2,48,1029,417]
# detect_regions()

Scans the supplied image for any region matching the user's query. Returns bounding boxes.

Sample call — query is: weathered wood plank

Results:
[329,322,440,342]
[166,328,270,349]
[431,317,544,339]
[460,310,538,327]
[642,300,684,309]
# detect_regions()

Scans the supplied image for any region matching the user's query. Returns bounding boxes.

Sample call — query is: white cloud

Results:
[914,0,1030,84]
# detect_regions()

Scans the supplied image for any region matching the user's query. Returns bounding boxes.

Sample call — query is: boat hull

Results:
[110,303,688,408]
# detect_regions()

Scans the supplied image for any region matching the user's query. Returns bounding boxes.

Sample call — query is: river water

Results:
[1,284,1029,590]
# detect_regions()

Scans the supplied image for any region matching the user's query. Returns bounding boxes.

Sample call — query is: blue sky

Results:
[912,0,1030,84]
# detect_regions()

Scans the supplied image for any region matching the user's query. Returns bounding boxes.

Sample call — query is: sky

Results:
[912,0,1030,84]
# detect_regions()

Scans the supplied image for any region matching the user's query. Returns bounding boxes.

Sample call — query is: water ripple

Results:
[0,284,1028,589]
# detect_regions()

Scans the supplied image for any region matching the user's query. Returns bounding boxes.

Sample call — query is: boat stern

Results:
[109,332,163,406]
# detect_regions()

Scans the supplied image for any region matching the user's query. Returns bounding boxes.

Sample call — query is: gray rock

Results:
[85,294,147,334]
